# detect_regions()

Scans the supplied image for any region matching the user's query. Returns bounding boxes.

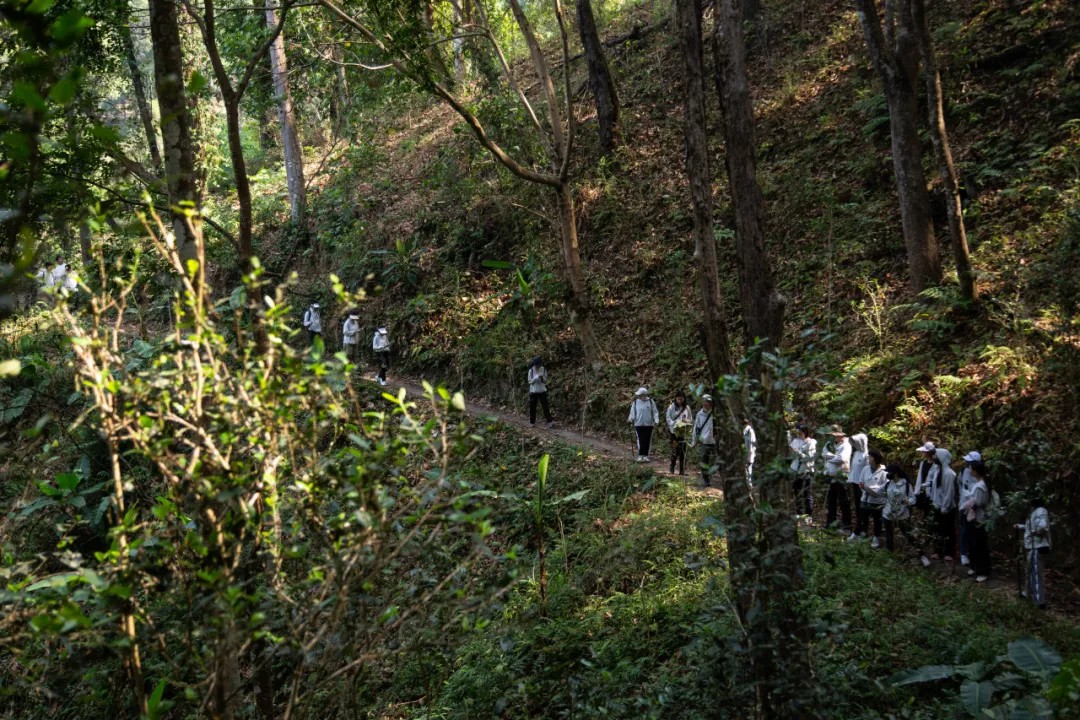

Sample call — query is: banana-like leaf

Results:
[889,664,955,686]
[959,679,993,716]
[1008,637,1062,676]
[1008,695,1053,720]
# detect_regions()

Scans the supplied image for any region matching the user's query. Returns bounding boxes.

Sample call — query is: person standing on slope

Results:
[913,441,938,567]
[527,356,554,428]
[628,387,660,463]
[743,417,757,486]
[303,302,322,345]
[373,326,391,385]
[854,449,888,547]
[666,391,693,475]
[822,425,853,531]
[882,464,916,554]
[926,447,958,561]
[959,460,992,582]
[957,450,982,567]
[342,314,361,364]
[690,395,717,487]
[789,424,817,519]
[1016,496,1051,609]
[847,433,870,535]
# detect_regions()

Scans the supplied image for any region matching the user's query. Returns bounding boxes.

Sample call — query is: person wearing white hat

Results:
[628,387,660,463]
[913,441,937,566]
[789,423,816,518]
[822,424,853,532]
[373,326,391,385]
[690,395,717,486]
[957,450,982,566]
[342,314,361,363]
[303,302,323,344]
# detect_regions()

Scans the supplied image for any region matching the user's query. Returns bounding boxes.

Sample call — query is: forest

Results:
[1,0,1079,718]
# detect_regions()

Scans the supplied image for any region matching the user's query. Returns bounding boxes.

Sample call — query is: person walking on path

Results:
[913,441,938,567]
[342,314,361,363]
[373,326,391,385]
[527,357,554,428]
[926,447,958,561]
[789,424,817,519]
[957,450,981,567]
[628,387,660,463]
[690,395,717,487]
[823,425,853,531]
[666,391,693,475]
[743,418,757,486]
[1016,497,1051,609]
[303,302,322,345]
[959,460,992,582]
[848,434,869,533]
[882,463,916,554]
[853,449,888,547]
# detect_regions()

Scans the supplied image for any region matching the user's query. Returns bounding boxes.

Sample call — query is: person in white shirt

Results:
[925,447,958,561]
[342,314,361,363]
[789,423,816,518]
[627,386,660,463]
[302,303,322,344]
[527,357,554,428]
[882,464,916,554]
[1015,497,1050,609]
[372,326,391,385]
[743,418,757,486]
[959,460,992,582]
[823,425,853,531]
[848,434,869,532]
[666,392,693,475]
[852,448,888,547]
[957,450,981,566]
[690,395,717,487]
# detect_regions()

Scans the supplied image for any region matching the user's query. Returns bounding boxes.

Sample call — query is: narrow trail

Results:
[379,372,1076,617]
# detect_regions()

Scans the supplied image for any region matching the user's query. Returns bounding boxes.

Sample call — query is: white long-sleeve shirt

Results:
[667,403,692,434]
[342,318,360,345]
[628,397,659,427]
[789,437,817,474]
[1022,507,1051,550]
[692,408,715,446]
[528,366,548,394]
[743,424,757,465]
[822,438,852,480]
[303,306,322,333]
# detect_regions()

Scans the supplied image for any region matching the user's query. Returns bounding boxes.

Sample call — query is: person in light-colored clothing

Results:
[666,392,692,475]
[690,395,717,487]
[342,314,361,363]
[1016,498,1050,609]
[848,434,869,533]
[957,450,981,566]
[853,449,888,547]
[789,424,816,518]
[527,357,554,428]
[926,447,958,561]
[303,303,322,344]
[743,418,757,486]
[959,460,991,582]
[823,425,853,531]
[882,464,916,554]
[372,327,391,385]
[628,387,660,463]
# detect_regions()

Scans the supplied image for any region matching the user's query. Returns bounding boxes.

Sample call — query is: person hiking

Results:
[789,424,816,519]
[666,391,693,475]
[847,433,870,534]
[1015,497,1051,609]
[926,447,958,561]
[690,395,717,487]
[913,441,938,567]
[342,314,361,363]
[957,451,981,567]
[959,460,992,582]
[527,357,554,428]
[882,463,916,554]
[628,387,660,463]
[303,302,322,344]
[822,425,853,531]
[853,448,887,547]
[372,326,391,385]
[743,417,757,486]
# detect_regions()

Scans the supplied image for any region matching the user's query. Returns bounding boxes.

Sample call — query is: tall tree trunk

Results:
[265,5,306,224]
[555,182,602,366]
[855,0,942,292]
[576,0,620,156]
[120,22,163,174]
[148,0,199,267]
[79,220,92,271]
[330,43,350,139]
[674,0,732,382]
[910,0,976,302]
[224,99,255,262]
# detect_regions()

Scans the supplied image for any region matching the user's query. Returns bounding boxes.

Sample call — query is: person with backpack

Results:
[913,441,938,567]
[1015,497,1051,609]
[690,395,717,487]
[853,448,888,547]
[847,434,870,535]
[303,302,322,344]
[789,424,816,519]
[926,448,958,561]
[628,387,660,463]
[882,463,916,554]
[743,417,757,485]
[527,357,554,428]
[959,460,992,582]
[822,425,853,531]
[957,451,981,567]
[372,326,391,385]
[666,391,693,475]
[342,314,361,363]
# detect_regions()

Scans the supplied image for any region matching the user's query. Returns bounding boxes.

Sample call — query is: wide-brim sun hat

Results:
[829,424,845,436]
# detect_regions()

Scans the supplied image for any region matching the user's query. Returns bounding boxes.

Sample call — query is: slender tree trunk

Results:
[331,43,350,139]
[674,0,732,382]
[224,99,255,262]
[910,0,976,302]
[120,22,163,174]
[79,220,92,271]
[266,6,306,223]
[576,0,620,156]
[148,0,198,267]
[555,183,601,366]
[855,0,942,292]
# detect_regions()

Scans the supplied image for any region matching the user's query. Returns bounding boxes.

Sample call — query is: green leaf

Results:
[147,678,167,719]
[56,472,80,491]
[26,0,56,14]
[48,76,77,105]
[889,664,955,686]
[1009,696,1053,720]
[555,489,589,504]
[955,661,988,681]
[187,70,207,95]
[481,259,515,270]
[451,392,466,412]
[1008,637,1062,676]
[49,9,94,44]
[11,81,47,113]
[1047,658,1080,703]
[959,679,993,716]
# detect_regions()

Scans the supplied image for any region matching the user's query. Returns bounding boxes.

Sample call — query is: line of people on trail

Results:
[301,302,392,386]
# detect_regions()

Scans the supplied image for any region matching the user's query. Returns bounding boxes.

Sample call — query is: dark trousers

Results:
[375,348,390,371]
[958,515,971,558]
[826,481,852,530]
[969,524,991,576]
[857,503,883,537]
[529,392,552,424]
[884,517,914,552]
[793,474,813,516]
[635,426,654,457]
[308,330,321,345]
[934,508,957,557]
[670,436,687,474]
[699,443,717,486]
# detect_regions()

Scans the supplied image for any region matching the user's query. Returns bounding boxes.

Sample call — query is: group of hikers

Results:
[302,302,392,385]
[525,362,1053,609]
[25,257,77,306]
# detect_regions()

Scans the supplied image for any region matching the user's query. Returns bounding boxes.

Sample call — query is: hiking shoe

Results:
[847,533,858,542]
[960,555,970,566]
[870,537,880,549]
[546,421,555,429]
[976,575,988,583]
[920,556,931,568]
[643,456,652,462]
[967,569,976,576]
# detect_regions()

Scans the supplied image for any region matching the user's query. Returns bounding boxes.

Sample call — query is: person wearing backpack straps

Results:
[628,387,660,463]
[822,425,853,532]
[926,447,958,561]
[959,460,992,582]
[690,395,717,487]
[882,464,917,555]
[1015,496,1051,609]
[666,391,693,475]
[789,423,816,519]
[302,302,322,345]
[527,357,554,428]
[957,451,981,567]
